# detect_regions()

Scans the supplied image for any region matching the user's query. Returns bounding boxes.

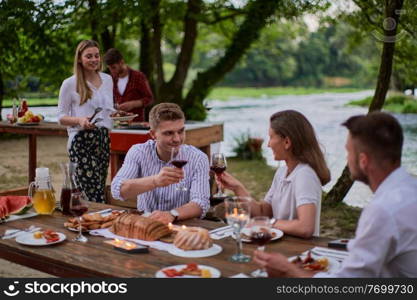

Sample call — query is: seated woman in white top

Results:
[217,110,330,238]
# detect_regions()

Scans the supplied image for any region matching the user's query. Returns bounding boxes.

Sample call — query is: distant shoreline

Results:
[1,87,367,108]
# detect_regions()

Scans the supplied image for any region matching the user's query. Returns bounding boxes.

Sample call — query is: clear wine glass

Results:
[170,146,188,191]
[225,196,251,262]
[210,153,227,198]
[69,189,89,243]
[249,216,272,277]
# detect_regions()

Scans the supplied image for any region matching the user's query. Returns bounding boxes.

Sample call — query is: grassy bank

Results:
[3,98,58,108]
[347,93,417,114]
[2,87,365,107]
[226,157,361,238]
[208,87,364,101]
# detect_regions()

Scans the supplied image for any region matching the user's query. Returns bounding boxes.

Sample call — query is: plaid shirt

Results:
[113,68,154,121]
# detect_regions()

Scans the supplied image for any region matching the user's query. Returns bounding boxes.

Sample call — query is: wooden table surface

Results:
[0,203,332,278]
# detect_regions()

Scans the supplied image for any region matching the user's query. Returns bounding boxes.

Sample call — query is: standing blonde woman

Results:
[217,110,330,238]
[58,40,115,203]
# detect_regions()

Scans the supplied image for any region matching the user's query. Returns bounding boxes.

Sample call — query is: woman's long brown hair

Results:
[270,110,330,185]
[73,40,101,105]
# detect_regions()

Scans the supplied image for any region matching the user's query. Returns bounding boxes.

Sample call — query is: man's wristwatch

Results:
[169,209,180,222]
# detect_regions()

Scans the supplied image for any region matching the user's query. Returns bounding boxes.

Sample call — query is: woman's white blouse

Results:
[264,163,322,236]
[57,72,115,149]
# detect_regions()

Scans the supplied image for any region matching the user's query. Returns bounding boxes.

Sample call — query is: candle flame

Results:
[125,242,135,249]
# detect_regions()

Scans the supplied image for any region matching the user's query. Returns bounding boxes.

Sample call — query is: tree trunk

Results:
[159,0,202,104]
[369,0,404,112]
[88,0,99,42]
[325,0,404,205]
[140,20,155,94]
[100,27,114,53]
[183,0,280,120]
[151,0,164,94]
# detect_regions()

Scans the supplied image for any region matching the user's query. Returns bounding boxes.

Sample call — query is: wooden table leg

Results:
[28,134,37,183]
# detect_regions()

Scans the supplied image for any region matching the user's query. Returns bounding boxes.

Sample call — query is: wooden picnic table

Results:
[0,121,223,188]
[0,202,333,278]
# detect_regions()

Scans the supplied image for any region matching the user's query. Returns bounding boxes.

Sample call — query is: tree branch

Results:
[183,0,280,118]
[201,10,246,25]
[352,0,380,27]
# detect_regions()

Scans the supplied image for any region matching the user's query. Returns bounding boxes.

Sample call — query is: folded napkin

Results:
[209,226,234,240]
[2,226,41,240]
[89,228,175,252]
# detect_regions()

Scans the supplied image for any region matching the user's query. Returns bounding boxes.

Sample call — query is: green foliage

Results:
[347,94,417,114]
[221,18,380,88]
[338,0,417,92]
[183,101,206,121]
[232,132,264,160]
[0,0,74,99]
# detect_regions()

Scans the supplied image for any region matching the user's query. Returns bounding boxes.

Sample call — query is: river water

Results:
[3,90,416,207]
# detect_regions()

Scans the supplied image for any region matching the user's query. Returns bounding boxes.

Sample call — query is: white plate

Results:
[232,227,284,243]
[16,232,66,246]
[168,244,222,258]
[288,254,341,273]
[4,211,38,223]
[110,114,138,121]
[155,264,221,278]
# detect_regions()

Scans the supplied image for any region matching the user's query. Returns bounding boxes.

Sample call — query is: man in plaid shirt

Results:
[104,48,154,122]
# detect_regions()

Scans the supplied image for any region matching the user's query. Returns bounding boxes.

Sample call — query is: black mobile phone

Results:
[328,239,349,250]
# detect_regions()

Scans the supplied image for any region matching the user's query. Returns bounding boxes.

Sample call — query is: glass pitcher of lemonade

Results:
[29,167,56,215]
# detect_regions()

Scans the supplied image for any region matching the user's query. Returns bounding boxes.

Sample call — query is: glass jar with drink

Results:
[60,162,80,215]
[28,167,56,215]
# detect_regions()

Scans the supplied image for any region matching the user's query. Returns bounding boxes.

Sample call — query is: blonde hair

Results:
[73,40,102,105]
[149,103,185,129]
[270,110,330,185]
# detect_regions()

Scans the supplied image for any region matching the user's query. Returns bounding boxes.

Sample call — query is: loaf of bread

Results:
[110,213,170,241]
[173,227,213,250]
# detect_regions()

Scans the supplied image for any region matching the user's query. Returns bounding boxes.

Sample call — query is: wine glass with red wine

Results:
[210,153,227,198]
[249,216,272,277]
[69,189,89,242]
[171,146,188,191]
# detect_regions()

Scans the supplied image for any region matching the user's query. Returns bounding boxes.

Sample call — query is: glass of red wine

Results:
[249,216,272,277]
[210,153,227,198]
[171,146,188,191]
[69,189,89,242]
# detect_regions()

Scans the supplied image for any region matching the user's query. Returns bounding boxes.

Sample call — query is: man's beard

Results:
[349,158,369,185]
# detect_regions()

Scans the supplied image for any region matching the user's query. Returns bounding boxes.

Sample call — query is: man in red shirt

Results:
[104,48,154,122]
